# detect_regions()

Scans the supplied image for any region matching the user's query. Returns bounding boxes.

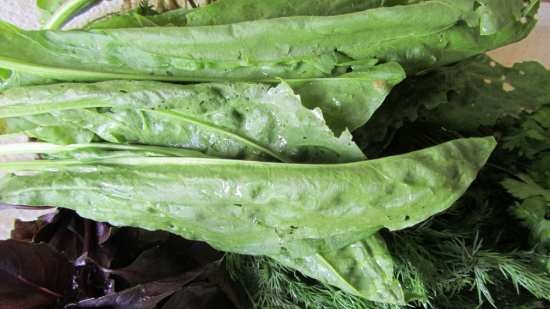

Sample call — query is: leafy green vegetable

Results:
[0,69,55,93]
[0,81,366,162]
[0,0,96,90]
[389,226,550,308]
[274,235,404,304]
[474,0,525,35]
[182,0,414,27]
[5,0,409,92]
[0,239,75,308]
[225,254,398,309]
[502,173,550,257]
[0,142,208,160]
[0,74,411,301]
[86,0,402,30]
[36,0,66,23]
[231,178,550,309]
[388,54,550,274]
[0,137,496,257]
[41,0,98,30]
[0,72,408,302]
[228,226,550,309]
[84,4,189,29]
[0,0,537,83]
[503,107,550,159]
[419,55,550,132]
[289,63,405,133]
[0,1,543,307]
[349,51,550,308]
[0,65,404,136]
[501,152,550,271]
[357,54,550,156]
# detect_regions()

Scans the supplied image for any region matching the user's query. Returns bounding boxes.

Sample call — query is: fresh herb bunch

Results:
[0,1,548,309]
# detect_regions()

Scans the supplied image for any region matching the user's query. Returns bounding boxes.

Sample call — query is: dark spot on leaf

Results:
[446,90,458,102]
[232,109,244,124]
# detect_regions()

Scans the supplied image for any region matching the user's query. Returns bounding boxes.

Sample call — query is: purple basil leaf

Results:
[0,240,74,309]
[105,228,172,269]
[109,236,219,285]
[32,211,115,299]
[35,210,85,262]
[68,264,213,309]
[110,244,189,285]
[161,282,236,309]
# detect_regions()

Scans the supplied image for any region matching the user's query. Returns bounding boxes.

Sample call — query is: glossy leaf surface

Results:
[274,234,404,304]
[0,82,365,162]
[0,1,537,83]
[0,137,496,256]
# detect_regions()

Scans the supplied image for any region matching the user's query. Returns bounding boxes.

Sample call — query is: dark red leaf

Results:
[0,240,74,309]
[68,264,214,309]
[35,210,84,262]
[28,211,115,300]
[109,236,219,286]
[105,228,172,269]
[110,244,189,285]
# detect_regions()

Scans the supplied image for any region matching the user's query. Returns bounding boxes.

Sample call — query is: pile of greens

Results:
[0,0,548,308]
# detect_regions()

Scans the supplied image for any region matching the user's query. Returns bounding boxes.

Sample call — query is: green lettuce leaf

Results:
[0,69,56,93]
[37,0,98,29]
[0,141,208,160]
[1,139,404,302]
[475,0,526,35]
[84,5,189,29]
[0,75,411,301]
[36,0,66,22]
[0,81,365,163]
[4,0,405,92]
[86,0,401,29]
[0,137,496,257]
[289,62,405,133]
[274,235,405,304]
[0,0,537,83]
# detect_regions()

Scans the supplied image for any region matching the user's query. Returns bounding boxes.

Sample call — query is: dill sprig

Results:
[225,255,398,309]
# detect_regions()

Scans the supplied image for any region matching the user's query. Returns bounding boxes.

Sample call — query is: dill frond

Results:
[225,255,400,309]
